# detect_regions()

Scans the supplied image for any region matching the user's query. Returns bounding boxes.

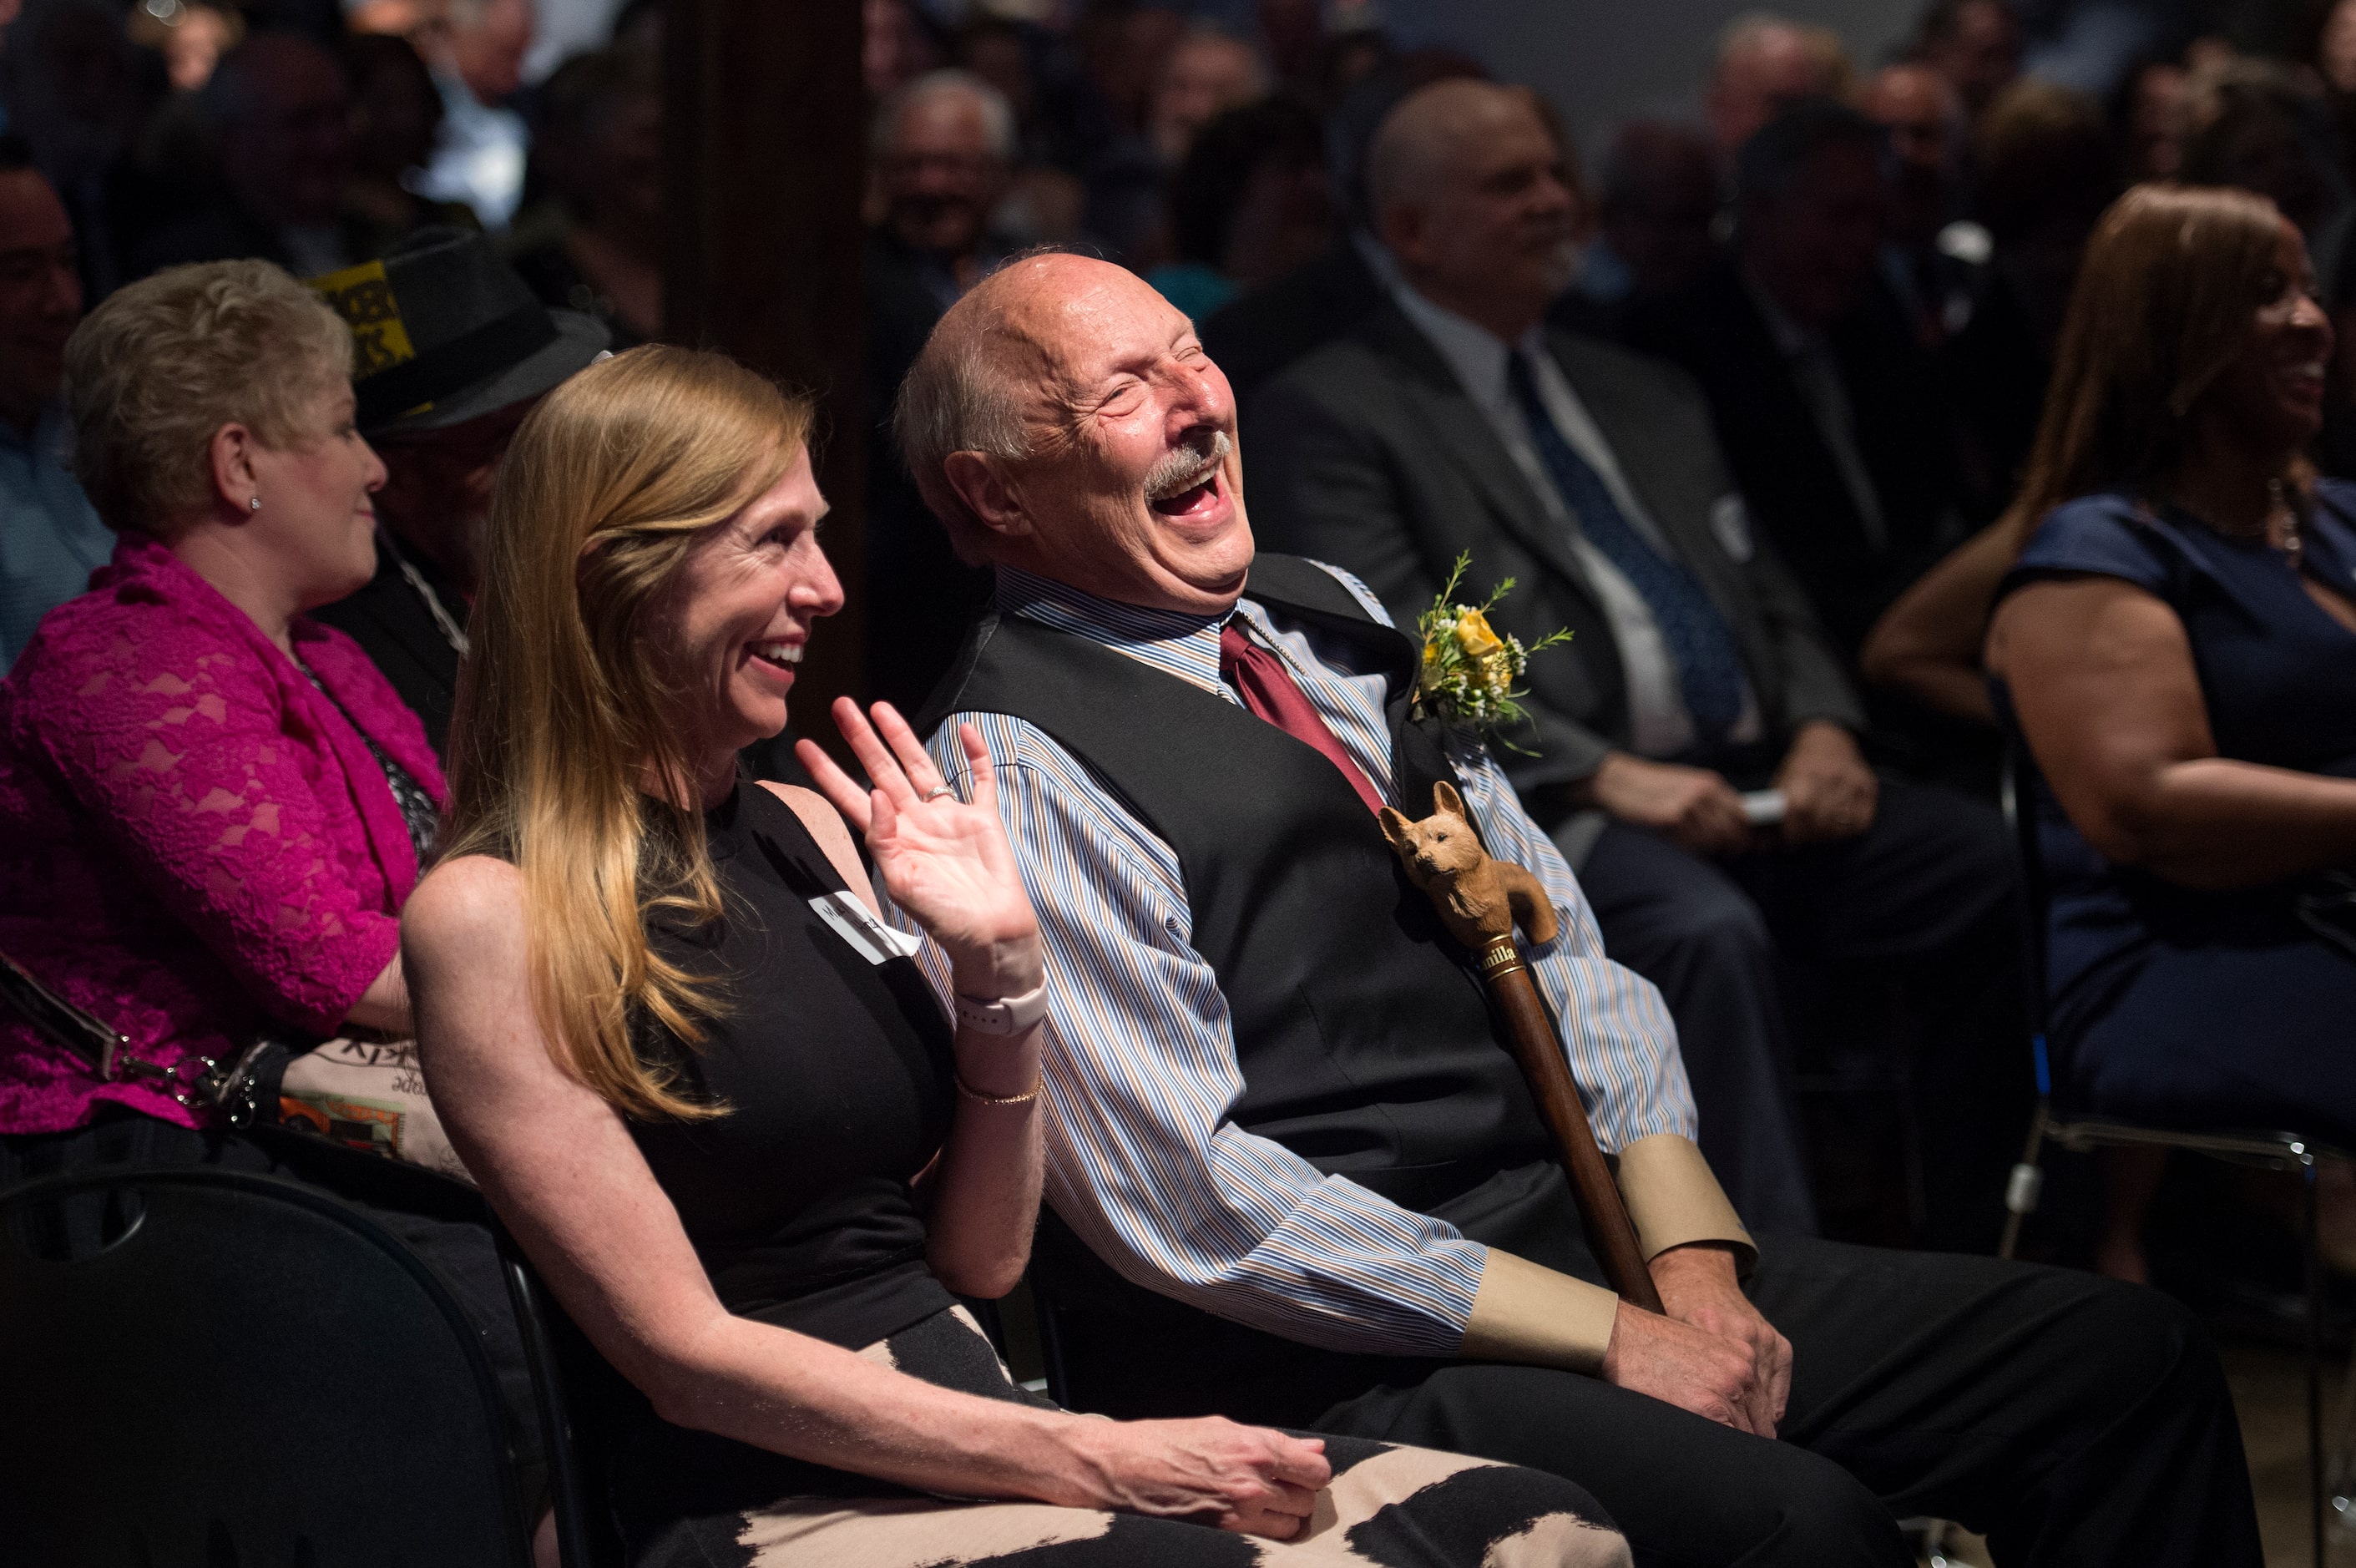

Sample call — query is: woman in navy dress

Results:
[1986,183,2356,1281]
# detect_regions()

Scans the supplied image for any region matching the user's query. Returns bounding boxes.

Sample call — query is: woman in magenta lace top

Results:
[0,259,439,1137]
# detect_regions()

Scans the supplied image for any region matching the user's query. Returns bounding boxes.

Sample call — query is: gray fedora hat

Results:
[307,226,611,438]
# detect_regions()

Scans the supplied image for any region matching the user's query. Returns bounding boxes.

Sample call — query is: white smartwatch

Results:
[953,976,1049,1036]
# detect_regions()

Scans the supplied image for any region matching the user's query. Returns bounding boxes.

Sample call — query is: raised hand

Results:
[1055,1416,1332,1540]
[796,699,1041,999]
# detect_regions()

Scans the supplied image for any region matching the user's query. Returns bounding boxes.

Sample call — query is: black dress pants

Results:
[1314,1237,2259,1568]
[1573,778,2025,1247]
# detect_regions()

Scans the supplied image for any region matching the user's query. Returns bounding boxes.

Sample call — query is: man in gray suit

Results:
[1247,79,2020,1243]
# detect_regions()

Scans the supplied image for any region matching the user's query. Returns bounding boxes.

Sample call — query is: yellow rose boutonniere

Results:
[1411,553,1573,746]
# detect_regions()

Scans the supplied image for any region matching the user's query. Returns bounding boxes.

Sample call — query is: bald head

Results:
[1366,78,1540,220]
[897,254,1251,612]
[1367,79,1579,341]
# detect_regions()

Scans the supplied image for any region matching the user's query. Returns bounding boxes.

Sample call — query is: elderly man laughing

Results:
[894,251,2261,1568]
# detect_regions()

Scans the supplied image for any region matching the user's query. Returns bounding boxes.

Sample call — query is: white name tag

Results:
[810,891,924,966]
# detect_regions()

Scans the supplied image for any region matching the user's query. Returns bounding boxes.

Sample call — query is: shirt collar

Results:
[1388,278,1548,410]
[995,564,1231,694]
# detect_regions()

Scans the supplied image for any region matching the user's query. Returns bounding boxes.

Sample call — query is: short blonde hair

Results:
[63,259,353,538]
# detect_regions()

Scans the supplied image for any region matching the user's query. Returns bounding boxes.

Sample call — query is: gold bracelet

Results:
[955,1071,1041,1107]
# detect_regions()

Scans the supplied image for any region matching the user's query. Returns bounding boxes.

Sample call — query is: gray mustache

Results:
[1144,429,1232,501]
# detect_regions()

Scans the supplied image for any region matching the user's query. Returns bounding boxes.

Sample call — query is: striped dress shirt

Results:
[901,561,1691,1358]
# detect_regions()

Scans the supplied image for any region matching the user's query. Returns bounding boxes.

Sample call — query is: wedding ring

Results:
[923,785,956,802]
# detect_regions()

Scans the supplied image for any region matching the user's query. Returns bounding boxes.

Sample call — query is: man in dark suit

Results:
[1249,79,2020,1244]
[1622,100,1966,657]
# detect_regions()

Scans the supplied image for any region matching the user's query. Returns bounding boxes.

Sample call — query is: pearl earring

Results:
[249,497,261,511]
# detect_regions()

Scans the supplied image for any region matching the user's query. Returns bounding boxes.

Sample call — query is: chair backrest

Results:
[0,1166,530,1568]
[494,1226,632,1568]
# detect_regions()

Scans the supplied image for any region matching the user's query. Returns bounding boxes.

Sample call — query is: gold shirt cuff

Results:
[1459,1247,1620,1373]
[1612,1132,1756,1269]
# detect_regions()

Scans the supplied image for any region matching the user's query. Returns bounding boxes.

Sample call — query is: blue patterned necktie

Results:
[1504,351,1746,748]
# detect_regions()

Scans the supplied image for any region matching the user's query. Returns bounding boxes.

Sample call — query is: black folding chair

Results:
[1994,740,2343,1565]
[0,1165,533,1567]
[494,1225,633,1568]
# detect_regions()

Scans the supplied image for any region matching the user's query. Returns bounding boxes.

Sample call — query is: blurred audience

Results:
[1567,120,1721,326]
[4,0,157,299]
[506,43,660,348]
[867,69,1017,315]
[311,228,606,758]
[1258,0,1322,98]
[0,137,104,671]
[1912,0,2024,127]
[1198,48,1485,404]
[1972,80,2117,358]
[1146,24,1265,166]
[2177,58,2350,290]
[864,68,1019,713]
[1704,12,1852,169]
[1944,80,2116,553]
[405,0,534,230]
[340,33,479,255]
[2115,55,2190,182]
[950,15,1086,245]
[1145,94,1329,320]
[864,0,939,99]
[1625,100,1964,658]
[127,1,242,93]
[1976,185,2356,1281]
[136,33,356,276]
[1862,63,1979,350]
[1251,78,2022,1244]
[1074,3,1186,260]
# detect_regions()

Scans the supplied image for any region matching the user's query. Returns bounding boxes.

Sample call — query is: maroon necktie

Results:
[1218,621,1387,815]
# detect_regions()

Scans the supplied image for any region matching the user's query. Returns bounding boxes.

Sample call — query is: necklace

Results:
[2273,479,2307,572]
[378,526,469,658]
[2145,479,2303,570]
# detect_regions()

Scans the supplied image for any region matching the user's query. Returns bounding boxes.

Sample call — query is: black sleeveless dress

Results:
[603,783,1626,1568]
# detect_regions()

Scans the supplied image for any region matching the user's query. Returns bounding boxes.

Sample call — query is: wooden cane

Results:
[1381,781,1665,1313]
[1468,934,1664,1313]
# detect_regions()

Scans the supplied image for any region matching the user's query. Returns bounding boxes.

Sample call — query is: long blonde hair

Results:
[441,345,809,1120]
[2004,182,2301,538]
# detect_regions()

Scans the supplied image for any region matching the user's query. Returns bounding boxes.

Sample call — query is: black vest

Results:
[921,557,1597,1425]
